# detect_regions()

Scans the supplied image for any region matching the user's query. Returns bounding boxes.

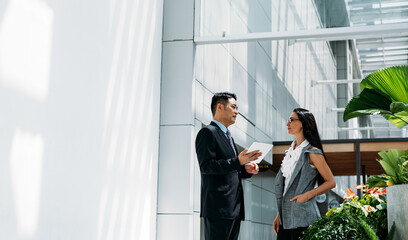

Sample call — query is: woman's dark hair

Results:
[293,108,327,185]
[211,92,237,116]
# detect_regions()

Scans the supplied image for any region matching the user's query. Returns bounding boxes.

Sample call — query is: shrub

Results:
[367,149,408,187]
[301,185,388,240]
[301,212,369,240]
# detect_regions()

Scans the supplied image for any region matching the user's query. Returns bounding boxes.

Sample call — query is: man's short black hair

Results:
[211,92,237,116]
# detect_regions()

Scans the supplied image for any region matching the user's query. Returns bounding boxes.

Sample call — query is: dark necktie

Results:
[226,129,237,156]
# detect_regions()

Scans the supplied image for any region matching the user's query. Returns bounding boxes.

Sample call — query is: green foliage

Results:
[359,216,379,240]
[301,212,369,240]
[343,65,408,128]
[302,186,388,240]
[367,149,408,187]
[367,175,388,188]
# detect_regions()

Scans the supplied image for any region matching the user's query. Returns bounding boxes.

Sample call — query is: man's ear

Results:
[217,103,224,112]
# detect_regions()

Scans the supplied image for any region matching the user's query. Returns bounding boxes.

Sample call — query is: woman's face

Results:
[287,112,303,136]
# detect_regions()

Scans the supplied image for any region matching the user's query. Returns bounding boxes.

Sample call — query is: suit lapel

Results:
[231,136,238,156]
[284,144,311,196]
[210,122,237,157]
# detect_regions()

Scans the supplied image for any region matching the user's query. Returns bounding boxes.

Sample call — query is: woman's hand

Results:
[273,213,280,235]
[290,192,311,203]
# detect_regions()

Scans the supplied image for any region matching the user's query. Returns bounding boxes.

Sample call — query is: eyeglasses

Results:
[287,118,299,123]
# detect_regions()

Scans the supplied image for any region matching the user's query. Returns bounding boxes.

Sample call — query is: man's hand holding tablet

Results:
[238,149,261,165]
[246,142,273,163]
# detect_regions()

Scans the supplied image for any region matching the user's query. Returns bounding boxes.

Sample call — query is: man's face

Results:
[219,98,238,127]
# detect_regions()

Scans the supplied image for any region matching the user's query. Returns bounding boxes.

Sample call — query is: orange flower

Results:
[363,188,378,194]
[375,188,386,195]
[355,184,368,189]
[343,188,356,200]
[387,181,392,186]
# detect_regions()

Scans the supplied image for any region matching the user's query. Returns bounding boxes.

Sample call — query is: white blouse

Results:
[281,139,311,195]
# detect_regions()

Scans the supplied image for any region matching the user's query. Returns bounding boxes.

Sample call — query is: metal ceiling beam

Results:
[312,79,361,87]
[357,37,408,44]
[356,41,408,49]
[338,126,400,132]
[360,50,408,57]
[350,8,408,18]
[361,56,408,63]
[361,61,408,71]
[361,59,408,65]
[348,0,408,7]
[194,23,408,45]
[359,45,408,51]
[350,39,363,78]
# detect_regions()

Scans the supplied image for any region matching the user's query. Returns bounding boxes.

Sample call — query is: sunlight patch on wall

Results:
[98,0,161,238]
[0,0,53,101]
[9,128,44,237]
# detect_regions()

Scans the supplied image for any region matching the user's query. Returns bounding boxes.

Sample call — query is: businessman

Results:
[195,92,261,240]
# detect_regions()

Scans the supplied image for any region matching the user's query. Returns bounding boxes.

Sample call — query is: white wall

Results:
[0,0,163,239]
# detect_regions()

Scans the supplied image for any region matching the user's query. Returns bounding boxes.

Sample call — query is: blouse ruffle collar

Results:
[281,139,310,178]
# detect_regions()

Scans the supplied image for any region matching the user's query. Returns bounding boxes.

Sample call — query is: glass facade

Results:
[196,0,408,139]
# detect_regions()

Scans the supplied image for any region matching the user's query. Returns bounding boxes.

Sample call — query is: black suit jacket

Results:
[195,121,252,220]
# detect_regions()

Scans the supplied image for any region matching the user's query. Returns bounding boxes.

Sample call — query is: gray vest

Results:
[275,144,322,229]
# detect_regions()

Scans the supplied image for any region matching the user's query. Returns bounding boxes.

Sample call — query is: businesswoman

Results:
[273,108,336,240]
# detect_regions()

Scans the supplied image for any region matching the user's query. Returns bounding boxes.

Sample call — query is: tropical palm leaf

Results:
[343,65,408,128]
[343,88,392,121]
[361,65,408,103]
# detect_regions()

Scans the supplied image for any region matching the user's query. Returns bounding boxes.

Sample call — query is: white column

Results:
[157,0,197,239]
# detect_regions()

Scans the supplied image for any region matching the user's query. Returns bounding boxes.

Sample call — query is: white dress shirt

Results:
[281,139,311,195]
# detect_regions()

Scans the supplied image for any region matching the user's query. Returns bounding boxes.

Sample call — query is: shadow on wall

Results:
[0,0,162,239]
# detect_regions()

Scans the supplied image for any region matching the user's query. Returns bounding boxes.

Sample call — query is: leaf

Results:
[367,175,388,188]
[385,102,408,128]
[383,112,408,128]
[360,65,408,103]
[343,88,392,122]
[377,151,397,176]
[369,149,408,186]
[378,159,397,176]
[343,65,408,128]
[386,222,396,240]
[390,102,408,113]
[358,217,380,240]
[378,149,405,166]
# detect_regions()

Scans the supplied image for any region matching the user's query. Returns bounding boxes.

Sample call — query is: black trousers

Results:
[277,225,308,240]
[204,218,241,240]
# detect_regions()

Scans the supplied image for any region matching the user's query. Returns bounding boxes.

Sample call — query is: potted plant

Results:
[342,65,408,239]
[367,149,408,240]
